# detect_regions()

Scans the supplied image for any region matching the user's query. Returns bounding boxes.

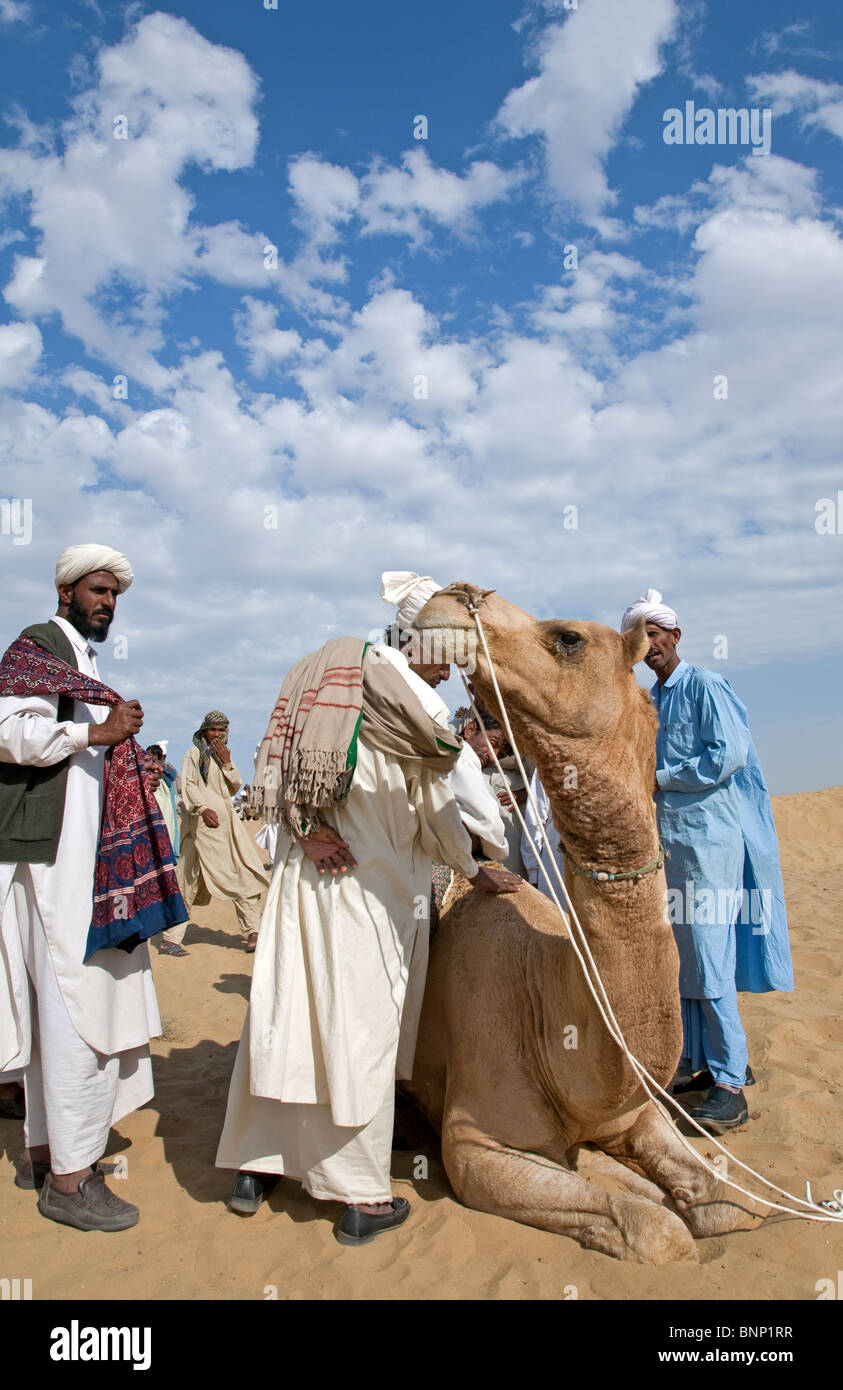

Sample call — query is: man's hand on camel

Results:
[471,865,522,894]
[88,700,143,746]
[299,826,358,876]
[201,808,220,828]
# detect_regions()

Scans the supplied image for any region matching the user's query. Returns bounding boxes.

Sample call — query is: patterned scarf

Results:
[0,637,188,960]
[193,710,229,783]
[253,637,461,835]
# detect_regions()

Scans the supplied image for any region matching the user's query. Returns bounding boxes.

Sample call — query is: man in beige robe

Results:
[144,749,190,958]
[178,711,269,951]
[216,641,520,1245]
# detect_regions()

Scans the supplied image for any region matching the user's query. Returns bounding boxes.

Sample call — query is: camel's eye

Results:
[554,630,585,654]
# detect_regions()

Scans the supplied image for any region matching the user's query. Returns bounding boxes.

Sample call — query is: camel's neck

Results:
[525,726,658,876]
[518,722,682,1077]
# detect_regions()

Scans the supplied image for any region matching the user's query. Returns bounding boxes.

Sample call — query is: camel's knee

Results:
[441,1130,500,1210]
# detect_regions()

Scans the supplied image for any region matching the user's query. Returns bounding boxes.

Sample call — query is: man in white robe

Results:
[216,639,520,1244]
[0,545,162,1232]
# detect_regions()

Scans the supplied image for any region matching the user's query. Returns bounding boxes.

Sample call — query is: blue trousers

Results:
[681,991,748,1089]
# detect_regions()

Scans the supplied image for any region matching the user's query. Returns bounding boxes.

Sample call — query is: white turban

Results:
[620,588,678,633]
[380,570,442,627]
[54,544,133,594]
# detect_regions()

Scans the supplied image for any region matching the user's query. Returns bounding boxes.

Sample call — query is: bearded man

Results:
[620,589,793,1134]
[178,712,269,951]
[0,544,183,1231]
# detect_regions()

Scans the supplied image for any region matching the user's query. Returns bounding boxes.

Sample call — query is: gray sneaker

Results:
[37,1170,139,1232]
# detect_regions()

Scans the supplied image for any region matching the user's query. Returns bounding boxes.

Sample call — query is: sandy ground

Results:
[2,789,842,1301]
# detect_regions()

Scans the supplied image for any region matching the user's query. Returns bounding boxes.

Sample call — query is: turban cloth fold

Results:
[54,544,133,594]
[620,588,679,633]
[199,710,229,732]
[380,571,442,628]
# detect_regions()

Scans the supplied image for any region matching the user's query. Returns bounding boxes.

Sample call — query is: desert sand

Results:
[2,788,842,1301]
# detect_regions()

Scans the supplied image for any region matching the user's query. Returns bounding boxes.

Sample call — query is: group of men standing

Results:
[0,550,793,1244]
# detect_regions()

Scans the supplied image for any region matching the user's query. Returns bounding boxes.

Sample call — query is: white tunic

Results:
[520,768,566,898]
[0,616,160,1067]
[217,725,481,1204]
[372,642,508,860]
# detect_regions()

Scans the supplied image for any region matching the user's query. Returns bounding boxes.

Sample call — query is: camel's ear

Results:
[622,617,648,667]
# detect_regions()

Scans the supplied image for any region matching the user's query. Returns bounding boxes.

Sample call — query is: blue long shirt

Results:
[652,661,793,999]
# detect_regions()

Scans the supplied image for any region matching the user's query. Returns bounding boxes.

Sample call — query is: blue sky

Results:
[0,0,841,793]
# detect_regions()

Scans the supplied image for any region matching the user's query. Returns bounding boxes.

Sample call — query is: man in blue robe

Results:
[620,590,793,1133]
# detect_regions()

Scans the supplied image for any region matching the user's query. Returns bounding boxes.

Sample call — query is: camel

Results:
[408,582,767,1264]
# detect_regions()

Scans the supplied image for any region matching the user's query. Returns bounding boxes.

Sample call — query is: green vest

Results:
[0,620,79,864]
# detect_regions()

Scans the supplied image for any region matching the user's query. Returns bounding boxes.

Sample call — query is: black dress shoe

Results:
[335,1197,411,1246]
[672,1064,755,1096]
[687,1085,749,1133]
[671,1067,714,1095]
[228,1171,280,1215]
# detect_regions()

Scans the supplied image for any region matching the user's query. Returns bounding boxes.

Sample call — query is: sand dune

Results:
[2,789,842,1300]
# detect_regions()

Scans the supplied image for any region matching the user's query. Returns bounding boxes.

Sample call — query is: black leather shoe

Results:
[687,1085,749,1133]
[228,1171,279,1215]
[335,1197,410,1246]
[672,1064,755,1096]
[671,1067,714,1095]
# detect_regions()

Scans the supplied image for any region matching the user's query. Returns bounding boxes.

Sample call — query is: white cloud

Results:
[359,149,521,245]
[233,298,305,378]
[496,0,678,227]
[748,70,843,143]
[288,155,360,245]
[0,320,41,389]
[0,12,261,384]
[0,1,30,23]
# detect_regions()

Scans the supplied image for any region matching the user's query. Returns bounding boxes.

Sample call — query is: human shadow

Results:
[147,1038,241,1206]
[147,1041,452,1222]
[212,972,252,1000]
[181,922,245,951]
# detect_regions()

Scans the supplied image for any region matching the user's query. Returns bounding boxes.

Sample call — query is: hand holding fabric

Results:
[88,700,143,746]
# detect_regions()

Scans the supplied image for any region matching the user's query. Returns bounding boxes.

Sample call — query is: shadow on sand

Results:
[143,1042,453,1229]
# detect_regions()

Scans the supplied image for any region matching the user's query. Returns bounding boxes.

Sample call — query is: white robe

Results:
[373,642,508,861]
[216,732,478,1201]
[0,616,160,1067]
[520,769,566,898]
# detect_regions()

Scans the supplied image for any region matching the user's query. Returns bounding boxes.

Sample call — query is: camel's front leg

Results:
[442,1118,698,1265]
[602,1101,768,1239]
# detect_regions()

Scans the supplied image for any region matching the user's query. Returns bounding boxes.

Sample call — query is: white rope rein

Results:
[461,607,842,1225]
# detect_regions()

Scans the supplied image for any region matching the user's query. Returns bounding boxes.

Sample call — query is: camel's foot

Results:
[604,1102,769,1239]
[442,1124,697,1265]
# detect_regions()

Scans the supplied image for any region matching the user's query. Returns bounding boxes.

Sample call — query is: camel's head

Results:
[415,582,651,749]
